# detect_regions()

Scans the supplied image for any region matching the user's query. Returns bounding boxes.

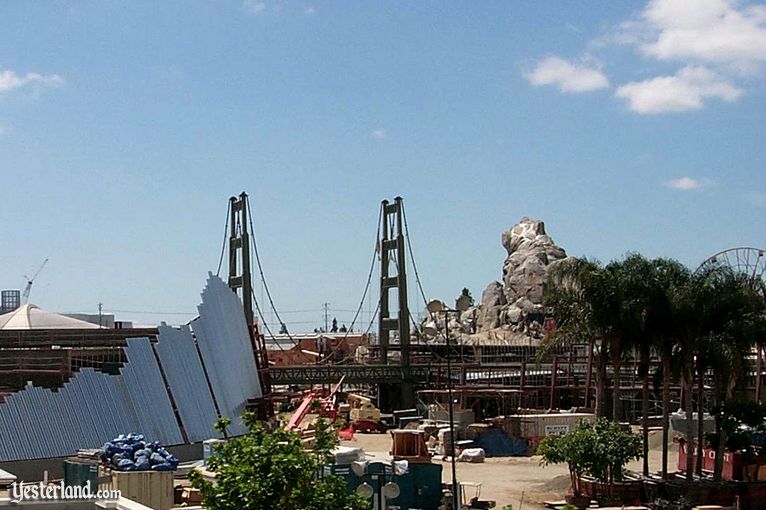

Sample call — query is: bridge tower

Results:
[228,193,255,325]
[227,191,272,418]
[378,197,414,409]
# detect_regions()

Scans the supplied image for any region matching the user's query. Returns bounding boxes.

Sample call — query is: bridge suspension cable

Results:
[394,201,458,362]
[243,194,303,352]
[316,202,384,365]
[215,201,231,277]
[401,200,431,314]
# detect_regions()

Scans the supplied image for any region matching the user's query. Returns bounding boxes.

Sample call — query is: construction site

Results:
[0,191,764,510]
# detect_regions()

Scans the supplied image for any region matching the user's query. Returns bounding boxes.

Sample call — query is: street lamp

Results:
[423,307,462,510]
[442,309,460,510]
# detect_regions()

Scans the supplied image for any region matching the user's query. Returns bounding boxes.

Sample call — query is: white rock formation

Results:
[484,217,569,333]
[419,217,570,339]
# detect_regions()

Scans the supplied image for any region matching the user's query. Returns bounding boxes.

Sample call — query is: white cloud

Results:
[304,6,316,16]
[371,129,386,140]
[243,0,266,15]
[528,1,764,114]
[0,70,63,93]
[636,0,766,72]
[615,65,742,113]
[524,56,609,93]
[664,177,714,191]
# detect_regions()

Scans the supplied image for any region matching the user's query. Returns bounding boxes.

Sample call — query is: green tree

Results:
[695,268,766,479]
[608,254,656,477]
[663,266,762,481]
[189,413,370,510]
[538,419,641,501]
[544,258,611,418]
[545,255,653,423]
[604,254,667,437]
[544,254,766,484]
[644,258,690,480]
[590,419,642,500]
[538,420,598,496]
[665,266,710,482]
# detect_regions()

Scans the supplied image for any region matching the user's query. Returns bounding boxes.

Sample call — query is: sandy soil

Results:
[342,429,669,510]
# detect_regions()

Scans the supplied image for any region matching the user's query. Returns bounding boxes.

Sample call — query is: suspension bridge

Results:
[221,193,467,410]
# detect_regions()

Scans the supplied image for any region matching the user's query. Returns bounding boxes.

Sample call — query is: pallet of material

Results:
[506,413,596,438]
[98,466,174,510]
[391,430,431,463]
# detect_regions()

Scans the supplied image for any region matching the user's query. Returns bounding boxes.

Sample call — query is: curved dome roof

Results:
[0,304,103,330]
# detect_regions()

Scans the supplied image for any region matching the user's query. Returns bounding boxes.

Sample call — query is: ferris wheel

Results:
[697,247,766,295]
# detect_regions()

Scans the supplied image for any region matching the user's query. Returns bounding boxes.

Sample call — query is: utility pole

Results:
[323,302,329,333]
[98,302,103,327]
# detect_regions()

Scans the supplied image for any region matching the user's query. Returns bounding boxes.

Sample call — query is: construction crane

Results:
[22,258,48,304]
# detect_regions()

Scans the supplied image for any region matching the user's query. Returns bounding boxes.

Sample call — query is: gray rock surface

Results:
[420,217,570,339]
[488,217,569,333]
[476,281,506,331]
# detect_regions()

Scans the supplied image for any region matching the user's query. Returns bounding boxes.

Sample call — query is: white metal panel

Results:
[155,324,220,442]
[0,338,183,462]
[191,273,262,435]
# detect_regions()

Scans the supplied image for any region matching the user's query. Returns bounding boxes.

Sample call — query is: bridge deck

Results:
[268,364,435,385]
[267,362,586,386]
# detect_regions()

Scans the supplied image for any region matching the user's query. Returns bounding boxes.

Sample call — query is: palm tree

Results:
[594,261,626,423]
[644,258,690,480]
[670,269,710,482]
[612,254,656,476]
[545,255,651,425]
[544,258,610,417]
[700,268,766,480]
[606,254,653,426]
[667,266,766,481]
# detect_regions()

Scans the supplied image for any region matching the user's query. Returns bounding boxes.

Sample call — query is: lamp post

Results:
[442,309,459,510]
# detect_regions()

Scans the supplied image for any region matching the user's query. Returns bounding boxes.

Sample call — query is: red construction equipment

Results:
[286,391,320,430]
[285,376,346,430]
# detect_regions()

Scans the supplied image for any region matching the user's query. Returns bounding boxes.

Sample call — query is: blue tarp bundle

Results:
[474,428,529,457]
[100,433,179,472]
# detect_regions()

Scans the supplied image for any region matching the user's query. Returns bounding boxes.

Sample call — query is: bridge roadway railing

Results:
[268,363,435,385]
[267,362,593,387]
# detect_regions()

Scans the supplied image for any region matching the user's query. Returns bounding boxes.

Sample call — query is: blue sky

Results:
[1,1,764,330]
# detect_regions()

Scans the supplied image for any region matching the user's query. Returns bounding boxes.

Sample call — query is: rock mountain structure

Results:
[479,217,569,332]
[424,217,570,340]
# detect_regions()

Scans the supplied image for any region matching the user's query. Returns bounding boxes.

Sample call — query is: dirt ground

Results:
[342,429,668,510]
